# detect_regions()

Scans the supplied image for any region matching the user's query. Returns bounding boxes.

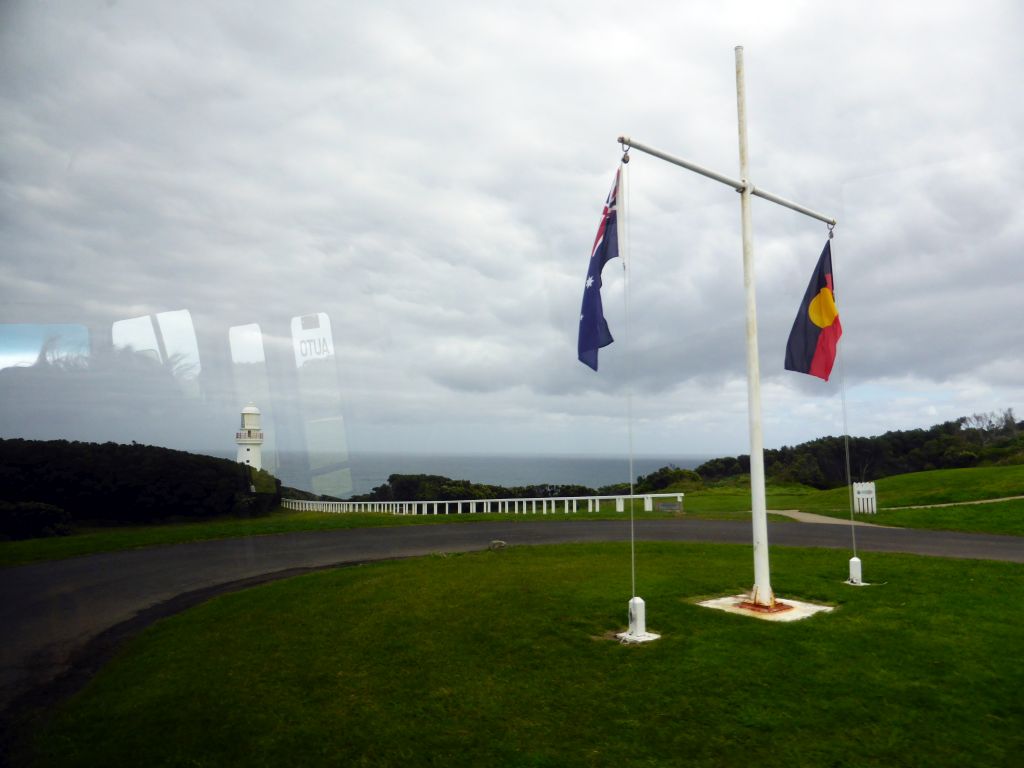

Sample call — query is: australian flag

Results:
[577,170,620,370]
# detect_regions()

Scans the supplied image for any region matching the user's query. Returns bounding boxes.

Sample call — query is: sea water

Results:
[343,452,709,496]
[222,450,712,498]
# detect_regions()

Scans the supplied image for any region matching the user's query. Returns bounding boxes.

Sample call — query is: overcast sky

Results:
[2,0,1023,469]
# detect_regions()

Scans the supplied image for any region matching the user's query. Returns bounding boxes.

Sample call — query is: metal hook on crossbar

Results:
[827,222,835,239]
[620,138,631,164]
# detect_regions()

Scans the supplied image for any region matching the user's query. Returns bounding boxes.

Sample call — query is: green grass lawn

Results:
[24,542,1024,767]
[855,499,1024,536]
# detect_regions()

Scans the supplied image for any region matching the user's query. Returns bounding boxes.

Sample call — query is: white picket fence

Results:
[282,492,685,516]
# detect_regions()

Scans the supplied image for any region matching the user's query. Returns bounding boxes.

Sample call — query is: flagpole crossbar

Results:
[616,135,837,227]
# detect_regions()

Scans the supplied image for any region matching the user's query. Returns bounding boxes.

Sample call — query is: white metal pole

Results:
[735,45,774,608]
[616,49,835,609]
[616,137,836,227]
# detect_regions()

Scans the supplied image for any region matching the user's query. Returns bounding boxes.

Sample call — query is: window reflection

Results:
[0,324,89,371]
[290,313,351,498]
[112,310,201,396]
[0,311,352,497]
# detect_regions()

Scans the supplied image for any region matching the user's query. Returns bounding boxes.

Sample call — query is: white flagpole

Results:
[618,48,838,612]
[734,45,773,608]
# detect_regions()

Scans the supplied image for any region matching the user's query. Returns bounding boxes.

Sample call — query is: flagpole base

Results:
[617,630,660,643]
[736,599,794,614]
[616,596,660,643]
[699,594,834,622]
[740,584,786,613]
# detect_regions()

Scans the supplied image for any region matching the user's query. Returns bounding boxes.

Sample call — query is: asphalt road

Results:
[2,518,1022,724]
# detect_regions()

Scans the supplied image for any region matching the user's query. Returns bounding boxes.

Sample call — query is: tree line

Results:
[352,465,703,504]
[696,410,1022,489]
[0,438,282,539]
[355,411,1021,502]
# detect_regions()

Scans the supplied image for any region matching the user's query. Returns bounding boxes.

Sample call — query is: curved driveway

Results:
[2,518,1022,720]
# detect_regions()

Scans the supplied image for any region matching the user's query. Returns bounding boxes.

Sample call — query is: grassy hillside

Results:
[776,464,1024,510]
[676,464,1024,514]
[677,465,1024,535]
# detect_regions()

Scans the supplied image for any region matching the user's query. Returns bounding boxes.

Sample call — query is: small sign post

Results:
[853,482,877,514]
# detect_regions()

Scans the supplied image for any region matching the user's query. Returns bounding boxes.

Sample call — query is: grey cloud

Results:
[2,1,1023,464]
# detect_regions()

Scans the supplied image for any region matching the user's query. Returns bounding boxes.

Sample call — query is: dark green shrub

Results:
[0,439,276,524]
[0,500,71,540]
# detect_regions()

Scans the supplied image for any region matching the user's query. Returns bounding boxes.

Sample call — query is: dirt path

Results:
[769,510,888,526]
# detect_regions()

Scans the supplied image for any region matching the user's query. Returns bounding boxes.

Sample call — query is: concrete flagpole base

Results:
[698,594,834,622]
[737,598,794,614]
[616,596,660,643]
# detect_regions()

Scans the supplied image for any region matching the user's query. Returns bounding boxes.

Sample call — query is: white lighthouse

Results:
[235,403,264,471]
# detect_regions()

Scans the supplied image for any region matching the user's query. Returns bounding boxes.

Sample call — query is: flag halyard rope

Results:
[620,151,638,599]
[831,227,859,559]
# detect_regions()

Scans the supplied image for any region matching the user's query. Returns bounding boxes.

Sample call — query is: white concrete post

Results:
[616,596,659,643]
[848,556,863,585]
[629,596,647,635]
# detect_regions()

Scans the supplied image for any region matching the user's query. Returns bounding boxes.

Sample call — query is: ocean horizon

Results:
[270,452,714,498]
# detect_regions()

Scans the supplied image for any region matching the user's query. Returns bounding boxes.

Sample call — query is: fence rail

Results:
[282,492,685,516]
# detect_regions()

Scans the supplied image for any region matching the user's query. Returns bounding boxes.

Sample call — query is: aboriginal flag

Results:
[784,240,842,381]
[577,170,620,370]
